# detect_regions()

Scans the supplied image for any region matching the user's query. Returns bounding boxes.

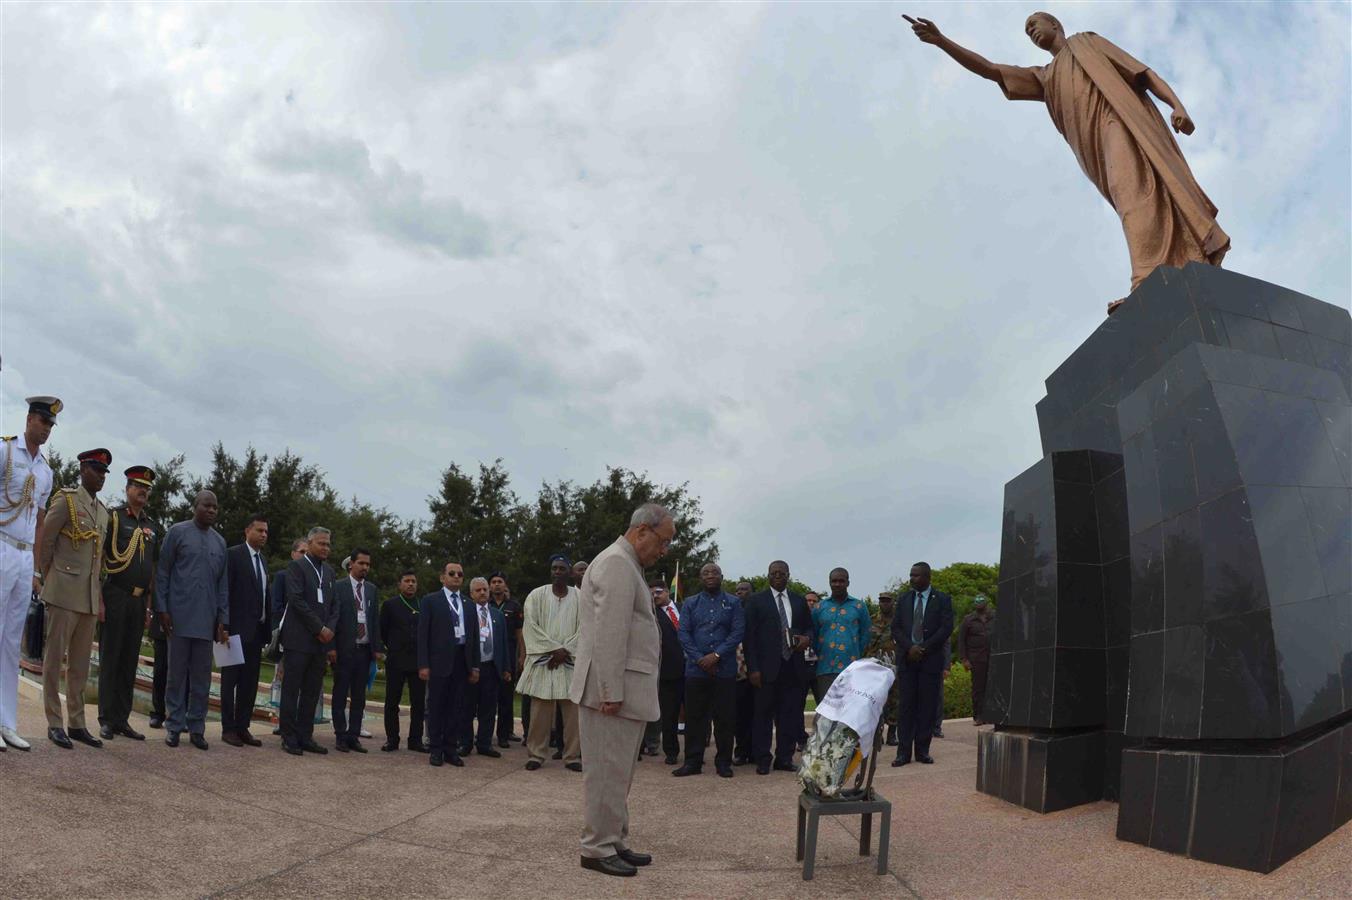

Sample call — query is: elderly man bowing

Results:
[570,503,674,878]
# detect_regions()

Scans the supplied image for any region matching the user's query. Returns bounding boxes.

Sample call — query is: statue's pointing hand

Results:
[903,14,942,44]
[1171,108,1195,136]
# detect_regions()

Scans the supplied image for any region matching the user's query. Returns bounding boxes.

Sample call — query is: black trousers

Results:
[520,693,532,738]
[649,678,683,756]
[96,585,145,727]
[970,657,989,721]
[897,662,941,760]
[684,676,735,767]
[279,648,326,745]
[151,637,168,719]
[461,660,499,752]
[220,634,264,733]
[332,645,372,740]
[496,675,516,741]
[933,669,946,736]
[426,666,467,755]
[734,678,754,758]
[384,662,425,746]
[752,670,806,766]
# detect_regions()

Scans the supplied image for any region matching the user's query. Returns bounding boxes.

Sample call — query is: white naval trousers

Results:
[0,541,34,730]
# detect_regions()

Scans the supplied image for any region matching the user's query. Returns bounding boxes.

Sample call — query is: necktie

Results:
[912,594,924,643]
[777,592,792,659]
[479,606,491,657]
[355,582,367,641]
[253,552,266,620]
[666,606,679,629]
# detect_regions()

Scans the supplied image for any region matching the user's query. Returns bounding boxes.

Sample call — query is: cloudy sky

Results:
[2,1,1348,593]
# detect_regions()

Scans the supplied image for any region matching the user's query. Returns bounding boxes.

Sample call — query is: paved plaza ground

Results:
[1,677,1347,898]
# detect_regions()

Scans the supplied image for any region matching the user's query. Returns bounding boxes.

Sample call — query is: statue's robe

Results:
[996,33,1230,290]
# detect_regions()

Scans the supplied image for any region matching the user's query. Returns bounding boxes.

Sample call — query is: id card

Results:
[317,588,325,606]
[454,619,466,640]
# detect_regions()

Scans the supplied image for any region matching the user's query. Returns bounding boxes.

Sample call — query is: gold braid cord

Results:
[58,491,99,545]
[103,509,145,575]
[0,438,37,527]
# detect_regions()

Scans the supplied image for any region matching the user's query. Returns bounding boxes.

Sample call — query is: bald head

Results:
[192,490,219,529]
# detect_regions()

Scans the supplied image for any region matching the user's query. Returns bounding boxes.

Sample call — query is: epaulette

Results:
[1,436,14,442]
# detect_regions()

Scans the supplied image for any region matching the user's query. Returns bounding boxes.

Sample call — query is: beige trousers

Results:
[578,704,645,859]
[526,697,579,763]
[43,606,97,728]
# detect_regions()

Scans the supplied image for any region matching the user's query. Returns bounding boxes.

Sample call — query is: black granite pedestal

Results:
[978,263,1351,871]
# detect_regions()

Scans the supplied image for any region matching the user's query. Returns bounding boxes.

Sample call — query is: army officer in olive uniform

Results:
[38,448,112,749]
[97,465,161,741]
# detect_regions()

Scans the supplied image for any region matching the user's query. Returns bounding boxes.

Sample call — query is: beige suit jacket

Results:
[569,535,660,723]
[39,486,108,615]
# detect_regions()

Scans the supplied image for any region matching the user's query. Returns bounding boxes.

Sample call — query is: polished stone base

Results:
[977,727,1104,813]
[983,263,1351,873]
[1117,716,1352,873]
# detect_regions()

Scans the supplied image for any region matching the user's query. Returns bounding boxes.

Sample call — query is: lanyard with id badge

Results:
[308,557,326,607]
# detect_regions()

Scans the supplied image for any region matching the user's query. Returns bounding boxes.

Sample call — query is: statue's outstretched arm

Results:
[903,15,1004,82]
[1141,69,1195,135]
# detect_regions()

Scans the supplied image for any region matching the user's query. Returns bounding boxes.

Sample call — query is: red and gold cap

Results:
[124,465,156,487]
[77,448,112,472]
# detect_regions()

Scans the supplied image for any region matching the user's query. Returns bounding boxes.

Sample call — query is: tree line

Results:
[49,444,718,597]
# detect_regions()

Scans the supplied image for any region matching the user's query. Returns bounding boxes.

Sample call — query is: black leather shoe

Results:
[552,748,563,760]
[165,732,181,748]
[300,740,328,755]
[892,756,910,767]
[283,742,303,756]
[566,761,582,772]
[477,747,502,758]
[457,744,473,757]
[117,724,146,741]
[716,765,734,778]
[525,760,542,771]
[732,755,752,766]
[100,724,116,741]
[580,855,637,878]
[349,740,368,753]
[189,733,209,750]
[334,739,350,752]
[618,848,652,867]
[408,740,428,753]
[933,729,945,739]
[147,714,164,729]
[48,727,73,749]
[69,728,103,748]
[673,763,702,777]
[917,753,935,764]
[222,731,244,747]
[756,763,770,775]
[446,754,465,767]
[381,741,399,752]
[497,738,510,749]
[429,751,445,767]
[237,730,261,746]
[664,754,679,765]
[773,760,797,772]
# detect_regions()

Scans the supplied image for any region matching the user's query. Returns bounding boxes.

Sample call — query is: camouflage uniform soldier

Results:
[868,592,898,744]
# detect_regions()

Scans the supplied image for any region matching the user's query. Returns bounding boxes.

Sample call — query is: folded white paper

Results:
[213,633,245,668]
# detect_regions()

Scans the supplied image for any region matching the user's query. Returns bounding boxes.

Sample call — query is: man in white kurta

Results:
[518,555,581,769]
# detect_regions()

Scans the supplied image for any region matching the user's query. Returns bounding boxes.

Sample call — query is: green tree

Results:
[422,459,524,589]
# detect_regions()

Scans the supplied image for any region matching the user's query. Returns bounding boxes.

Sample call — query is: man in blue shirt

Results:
[810,567,873,700]
[673,563,745,778]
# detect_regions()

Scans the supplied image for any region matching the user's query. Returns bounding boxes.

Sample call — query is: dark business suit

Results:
[461,601,510,753]
[492,596,523,743]
[644,602,686,758]
[743,588,815,767]
[332,577,381,744]
[379,593,425,748]
[279,554,339,748]
[221,543,271,735]
[417,589,481,758]
[890,588,954,761]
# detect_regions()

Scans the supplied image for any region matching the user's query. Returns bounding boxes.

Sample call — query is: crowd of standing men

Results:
[0,396,995,777]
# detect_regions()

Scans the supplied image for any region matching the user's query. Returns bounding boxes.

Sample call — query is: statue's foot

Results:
[1106,297,1126,316]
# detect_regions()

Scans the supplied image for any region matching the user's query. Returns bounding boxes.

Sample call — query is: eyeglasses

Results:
[446,570,464,577]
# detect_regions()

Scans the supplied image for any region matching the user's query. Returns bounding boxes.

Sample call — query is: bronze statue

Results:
[904,12,1230,314]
